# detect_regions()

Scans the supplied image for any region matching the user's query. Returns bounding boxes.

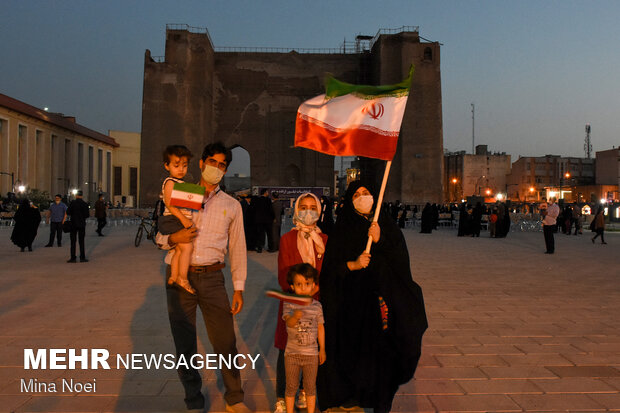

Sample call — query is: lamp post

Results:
[560,172,570,201]
[475,175,486,196]
[451,178,458,202]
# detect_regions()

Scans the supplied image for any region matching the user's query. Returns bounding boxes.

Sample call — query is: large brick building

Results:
[140,25,444,206]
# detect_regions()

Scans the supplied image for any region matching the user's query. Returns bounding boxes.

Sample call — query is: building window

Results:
[78,143,84,189]
[18,125,27,182]
[64,139,72,190]
[423,47,432,61]
[98,149,103,189]
[129,167,138,200]
[35,130,43,189]
[106,152,111,194]
[88,146,94,189]
[113,166,122,196]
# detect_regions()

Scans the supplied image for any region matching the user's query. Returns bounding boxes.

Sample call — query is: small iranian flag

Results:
[294,66,413,161]
[170,182,205,211]
[265,289,313,306]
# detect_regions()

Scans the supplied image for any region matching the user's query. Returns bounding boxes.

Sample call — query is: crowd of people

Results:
[7,190,108,263]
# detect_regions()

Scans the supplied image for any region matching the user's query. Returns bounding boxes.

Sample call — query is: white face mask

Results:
[201,164,225,185]
[353,195,374,214]
[297,209,319,226]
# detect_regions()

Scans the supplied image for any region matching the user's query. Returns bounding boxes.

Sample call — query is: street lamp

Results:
[475,175,486,196]
[451,178,458,202]
[561,172,571,201]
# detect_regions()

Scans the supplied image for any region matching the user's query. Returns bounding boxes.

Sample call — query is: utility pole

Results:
[584,123,592,159]
[471,103,475,154]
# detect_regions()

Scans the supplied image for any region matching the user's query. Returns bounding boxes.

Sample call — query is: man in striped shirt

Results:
[157,142,250,413]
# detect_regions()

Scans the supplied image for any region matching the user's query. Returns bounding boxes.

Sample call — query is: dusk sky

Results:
[2,0,620,172]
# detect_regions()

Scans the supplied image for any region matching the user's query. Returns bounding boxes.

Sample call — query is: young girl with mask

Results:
[317,180,427,413]
[273,193,328,413]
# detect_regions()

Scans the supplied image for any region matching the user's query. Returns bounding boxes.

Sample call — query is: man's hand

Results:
[231,290,244,315]
[319,348,327,365]
[169,227,197,245]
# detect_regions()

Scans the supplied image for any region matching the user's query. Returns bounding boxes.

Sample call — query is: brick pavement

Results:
[0,223,618,412]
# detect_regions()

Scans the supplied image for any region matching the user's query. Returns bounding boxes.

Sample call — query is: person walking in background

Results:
[489,207,498,238]
[240,195,256,251]
[542,196,559,254]
[94,193,108,237]
[472,202,483,237]
[45,194,67,247]
[420,202,433,234]
[254,189,275,253]
[572,205,582,235]
[66,190,90,263]
[591,206,607,244]
[11,198,41,252]
[271,192,283,252]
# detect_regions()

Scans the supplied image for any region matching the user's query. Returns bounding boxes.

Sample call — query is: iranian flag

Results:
[294,66,413,160]
[170,182,205,211]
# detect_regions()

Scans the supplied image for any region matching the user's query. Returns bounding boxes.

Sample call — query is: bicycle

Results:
[135,215,158,247]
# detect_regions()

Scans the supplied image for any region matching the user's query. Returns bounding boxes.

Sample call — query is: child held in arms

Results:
[158,145,197,295]
[282,263,326,413]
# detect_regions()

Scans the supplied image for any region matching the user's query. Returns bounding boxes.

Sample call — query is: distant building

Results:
[108,130,140,207]
[141,25,444,207]
[595,147,619,202]
[506,155,595,202]
[0,93,118,204]
[444,145,511,202]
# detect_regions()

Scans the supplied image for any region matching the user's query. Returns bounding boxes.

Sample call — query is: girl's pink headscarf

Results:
[293,192,325,268]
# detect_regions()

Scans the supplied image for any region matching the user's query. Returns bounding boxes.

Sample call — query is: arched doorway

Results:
[223,145,251,195]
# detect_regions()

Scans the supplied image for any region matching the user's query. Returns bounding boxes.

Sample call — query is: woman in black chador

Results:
[317,181,427,413]
[419,202,433,233]
[11,198,41,252]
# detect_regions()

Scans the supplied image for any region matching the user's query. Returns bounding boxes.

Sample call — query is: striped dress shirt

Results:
[157,187,247,291]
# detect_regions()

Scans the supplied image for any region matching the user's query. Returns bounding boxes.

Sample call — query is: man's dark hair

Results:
[163,145,193,164]
[54,194,62,198]
[201,142,232,166]
[272,192,279,199]
[287,263,318,285]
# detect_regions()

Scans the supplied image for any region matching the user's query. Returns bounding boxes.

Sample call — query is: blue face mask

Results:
[297,209,319,226]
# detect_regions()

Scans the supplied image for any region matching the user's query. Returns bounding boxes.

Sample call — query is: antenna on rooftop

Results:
[584,123,592,159]
[471,103,475,154]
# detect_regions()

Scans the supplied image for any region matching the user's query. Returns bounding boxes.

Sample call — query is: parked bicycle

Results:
[135,214,158,247]
[514,219,542,232]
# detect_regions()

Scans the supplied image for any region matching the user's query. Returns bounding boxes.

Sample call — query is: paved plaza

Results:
[0,222,619,412]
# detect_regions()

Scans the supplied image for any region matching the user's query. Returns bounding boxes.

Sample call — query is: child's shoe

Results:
[168,276,196,295]
[176,278,196,295]
[273,399,286,413]
[296,390,307,409]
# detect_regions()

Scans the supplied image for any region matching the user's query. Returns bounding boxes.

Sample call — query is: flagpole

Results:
[365,160,392,253]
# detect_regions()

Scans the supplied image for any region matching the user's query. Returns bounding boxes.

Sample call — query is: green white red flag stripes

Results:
[294,66,413,161]
[170,182,205,211]
[265,289,313,306]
